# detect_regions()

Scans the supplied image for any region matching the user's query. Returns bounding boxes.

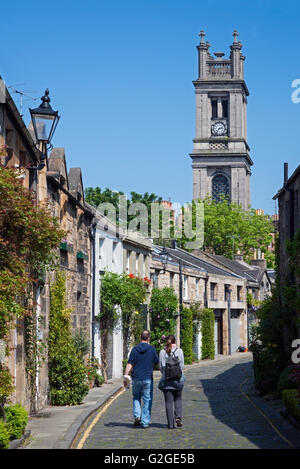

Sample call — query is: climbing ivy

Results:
[0,156,65,410]
[98,272,149,380]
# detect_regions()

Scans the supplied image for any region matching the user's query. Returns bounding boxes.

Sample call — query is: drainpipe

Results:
[227,287,232,355]
[204,275,208,308]
[283,162,295,242]
[91,221,97,359]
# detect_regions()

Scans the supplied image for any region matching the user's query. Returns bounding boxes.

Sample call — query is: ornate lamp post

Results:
[28,89,60,199]
[29,88,60,164]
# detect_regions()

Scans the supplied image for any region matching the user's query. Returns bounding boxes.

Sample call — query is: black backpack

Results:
[165,348,182,381]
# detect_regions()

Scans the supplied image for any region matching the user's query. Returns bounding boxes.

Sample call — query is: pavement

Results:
[18,352,300,450]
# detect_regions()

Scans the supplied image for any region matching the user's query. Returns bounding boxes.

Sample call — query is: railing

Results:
[207,61,231,77]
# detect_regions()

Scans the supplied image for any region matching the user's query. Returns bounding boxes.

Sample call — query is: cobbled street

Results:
[82,355,291,449]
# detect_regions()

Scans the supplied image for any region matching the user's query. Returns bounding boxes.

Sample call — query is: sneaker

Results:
[133,418,141,427]
[141,424,149,428]
[176,418,183,427]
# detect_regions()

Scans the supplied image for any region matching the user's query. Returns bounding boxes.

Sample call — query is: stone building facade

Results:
[150,245,249,356]
[25,148,94,411]
[122,230,153,332]
[273,162,300,339]
[190,31,253,210]
[0,80,45,410]
[0,78,95,411]
[273,163,300,282]
[150,244,271,356]
[86,203,124,380]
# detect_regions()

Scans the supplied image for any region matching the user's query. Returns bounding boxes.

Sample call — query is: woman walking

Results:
[159,335,184,429]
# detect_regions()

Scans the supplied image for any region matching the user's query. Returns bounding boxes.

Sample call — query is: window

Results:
[112,241,118,264]
[183,276,188,300]
[77,258,84,274]
[143,255,147,277]
[99,238,104,259]
[153,270,159,289]
[170,272,174,288]
[222,99,228,118]
[195,278,199,300]
[237,285,242,302]
[211,99,218,119]
[210,282,217,301]
[212,174,230,203]
[126,250,131,272]
[60,250,68,268]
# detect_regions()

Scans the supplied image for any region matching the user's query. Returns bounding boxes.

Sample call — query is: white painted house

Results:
[87,203,125,379]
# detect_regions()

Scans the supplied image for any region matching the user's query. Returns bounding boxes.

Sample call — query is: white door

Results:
[230,311,241,353]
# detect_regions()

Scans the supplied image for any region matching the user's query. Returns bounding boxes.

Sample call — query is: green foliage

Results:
[0,365,14,422]
[0,164,65,342]
[85,358,100,385]
[85,186,163,234]
[48,271,89,405]
[0,420,10,449]
[177,196,274,267]
[201,308,215,360]
[122,359,128,374]
[250,298,287,395]
[181,307,193,364]
[149,287,178,354]
[130,310,144,346]
[73,329,90,360]
[250,231,300,396]
[282,389,300,423]
[94,374,105,387]
[286,228,300,326]
[99,271,148,379]
[276,366,297,399]
[5,403,28,440]
[0,162,65,409]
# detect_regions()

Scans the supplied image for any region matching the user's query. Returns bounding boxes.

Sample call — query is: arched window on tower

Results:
[212,174,230,202]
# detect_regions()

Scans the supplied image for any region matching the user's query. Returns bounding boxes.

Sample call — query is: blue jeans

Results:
[132,379,153,427]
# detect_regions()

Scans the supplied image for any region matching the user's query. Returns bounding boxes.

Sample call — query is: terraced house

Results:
[151,244,270,356]
[0,80,95,412]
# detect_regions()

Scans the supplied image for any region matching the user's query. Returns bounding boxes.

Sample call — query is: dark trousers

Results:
[163,389,182,428]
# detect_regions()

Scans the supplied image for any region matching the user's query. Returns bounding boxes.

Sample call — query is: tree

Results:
[149,287,178,355]
[98,272,149,380]
[48,271,89,405]
[85,186,164,235]
[178,197,274,267]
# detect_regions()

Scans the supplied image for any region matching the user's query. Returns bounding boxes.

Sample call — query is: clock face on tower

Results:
[212,121,226,136]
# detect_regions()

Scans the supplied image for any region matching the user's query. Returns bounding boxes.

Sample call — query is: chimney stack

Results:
[284,162,288,185]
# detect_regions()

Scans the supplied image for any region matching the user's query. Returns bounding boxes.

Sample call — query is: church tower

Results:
[190,30,253,210]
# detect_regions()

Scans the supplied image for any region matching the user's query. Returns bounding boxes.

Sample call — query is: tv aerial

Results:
[8,84,39,117]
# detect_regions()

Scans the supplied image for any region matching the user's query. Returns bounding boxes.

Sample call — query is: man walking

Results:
[124,330,159,428]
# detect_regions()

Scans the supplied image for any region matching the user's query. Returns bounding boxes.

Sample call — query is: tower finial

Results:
[199,30,206,44]
[232,30,239,43]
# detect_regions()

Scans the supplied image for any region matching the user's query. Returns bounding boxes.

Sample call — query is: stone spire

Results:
[230,29,243,78]
[196,30,210,79]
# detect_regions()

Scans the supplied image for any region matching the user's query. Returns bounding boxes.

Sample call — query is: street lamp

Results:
[29,89,60,162]
[159,247,169,274]
[28,89,60,201]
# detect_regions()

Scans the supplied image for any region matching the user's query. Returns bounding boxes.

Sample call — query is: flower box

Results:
[60,242,74,253]
[77,251,88,260]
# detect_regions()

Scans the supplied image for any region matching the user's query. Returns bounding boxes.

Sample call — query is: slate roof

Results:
[206,254,264,283]
[152,246,242,279]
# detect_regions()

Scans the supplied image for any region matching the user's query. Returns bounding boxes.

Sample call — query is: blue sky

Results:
[1,0,300,214]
